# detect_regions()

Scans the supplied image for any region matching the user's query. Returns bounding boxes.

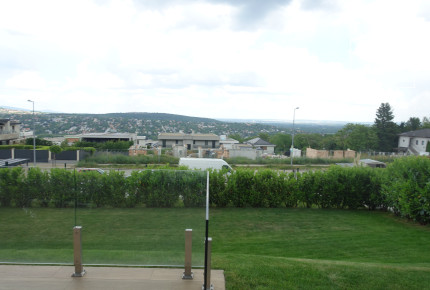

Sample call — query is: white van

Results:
[179,158,233,171]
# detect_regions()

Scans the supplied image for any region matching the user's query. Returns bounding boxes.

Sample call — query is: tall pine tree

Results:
[373,103,399,152]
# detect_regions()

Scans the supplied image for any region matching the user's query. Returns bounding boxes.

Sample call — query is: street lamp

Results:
[27,100,36,167]
[290,107,299,166]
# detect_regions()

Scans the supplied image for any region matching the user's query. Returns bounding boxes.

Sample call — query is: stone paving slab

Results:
[0,265,225,290]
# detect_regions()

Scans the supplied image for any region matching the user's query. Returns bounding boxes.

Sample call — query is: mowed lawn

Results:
[0,207,429,289]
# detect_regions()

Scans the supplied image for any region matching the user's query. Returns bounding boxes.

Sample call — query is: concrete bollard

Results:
[183,229,193,279]
[72,226,86,277]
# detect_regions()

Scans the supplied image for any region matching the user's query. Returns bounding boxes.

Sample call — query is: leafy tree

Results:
[228,134,245,143]
[293,133,324,151]
[402,117,421,131]
[49,145,62,166]
[422,116,430,129]
[321,134,337,150]
[25,137,53,146]
[335,123,378,151]
[269,133,292,154]
[60,139,69,148]
[258,132,270,142]
[373,103,399,152]
[74,140,133,150]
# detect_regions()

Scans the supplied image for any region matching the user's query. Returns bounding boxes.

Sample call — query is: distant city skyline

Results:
[1,0,429,123]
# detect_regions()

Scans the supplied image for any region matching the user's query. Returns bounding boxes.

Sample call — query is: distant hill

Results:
[0,108,346,138]
[103,112,220,123]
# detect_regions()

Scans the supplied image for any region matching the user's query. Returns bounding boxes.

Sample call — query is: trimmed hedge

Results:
[0,156,429,223]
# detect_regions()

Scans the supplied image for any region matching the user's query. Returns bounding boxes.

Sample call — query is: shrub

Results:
[209,169,229,207]
[382,156,430,224]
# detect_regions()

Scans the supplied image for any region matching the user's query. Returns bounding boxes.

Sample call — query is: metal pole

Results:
[204,171,210,289]
[28,100,36,167]
[203,237,213,290]
[290,107,299,166]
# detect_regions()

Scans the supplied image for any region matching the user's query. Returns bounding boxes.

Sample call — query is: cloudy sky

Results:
[1,0,429,122]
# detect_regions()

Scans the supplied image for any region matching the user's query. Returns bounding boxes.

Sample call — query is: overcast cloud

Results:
[0,0,429,122]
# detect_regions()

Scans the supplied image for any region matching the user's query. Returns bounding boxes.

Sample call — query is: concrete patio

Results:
[0,265,225,290]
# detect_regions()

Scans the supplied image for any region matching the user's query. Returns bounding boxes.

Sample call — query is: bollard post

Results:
[72,226,86,277]
[203,237,213,290]
[183,229,193,279]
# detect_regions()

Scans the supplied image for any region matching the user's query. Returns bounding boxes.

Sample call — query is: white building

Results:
[398,129,430,156]
[219,135,239,150]
[0,119,21,145]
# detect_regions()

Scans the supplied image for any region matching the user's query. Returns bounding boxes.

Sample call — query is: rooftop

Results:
[399,129,430,138]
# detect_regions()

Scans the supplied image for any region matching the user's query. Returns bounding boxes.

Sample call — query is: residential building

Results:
[219,135,239,150]
[158,133,220,150]
[0,119,21,145]
[67,133,137,144]
[245,138,276,154]
[398,129,430,155]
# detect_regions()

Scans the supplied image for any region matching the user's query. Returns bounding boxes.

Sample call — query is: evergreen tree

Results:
[373,103,399,152]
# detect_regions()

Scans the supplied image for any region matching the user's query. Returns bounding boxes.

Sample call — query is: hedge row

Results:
[0,168,206,208]
[0,156,429,223]
[208,166,384,210]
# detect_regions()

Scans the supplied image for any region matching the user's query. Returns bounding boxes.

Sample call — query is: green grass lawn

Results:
[1,208,429,289]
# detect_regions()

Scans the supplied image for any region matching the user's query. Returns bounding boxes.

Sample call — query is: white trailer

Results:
[179,158,233,171]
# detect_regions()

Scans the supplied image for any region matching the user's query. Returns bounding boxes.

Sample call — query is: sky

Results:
[1,0,429,123]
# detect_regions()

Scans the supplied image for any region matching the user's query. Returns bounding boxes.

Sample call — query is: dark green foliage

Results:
[382,156,430,224]
[227,169,255,207]
[0,167,24,207]
[0,145,34,150]
[75,140,133,150]
[373,103,399,152]
[0,158,429,224]
[49,169,75,208]
[208,169,229,207]
[79,152,178,165]
[25,137,53,146]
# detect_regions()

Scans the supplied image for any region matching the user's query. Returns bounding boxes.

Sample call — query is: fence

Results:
[0,168,209,269]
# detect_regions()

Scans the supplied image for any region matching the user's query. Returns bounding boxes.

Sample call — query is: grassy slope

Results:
[0,208,429,289]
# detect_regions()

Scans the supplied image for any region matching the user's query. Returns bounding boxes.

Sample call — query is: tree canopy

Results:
[373,103,399,152]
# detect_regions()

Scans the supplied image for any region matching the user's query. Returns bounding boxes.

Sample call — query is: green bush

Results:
[0,158,428,226]
[227,169,255,207]
[382,156,430,224]
[0,167,25,206]
[209,170,229,207]
[79,153,178,165]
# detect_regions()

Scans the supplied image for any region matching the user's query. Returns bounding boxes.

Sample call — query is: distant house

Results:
[67,133,137,144]
[158,133,220,150]
[398,129,430,156]
[245,138,276,154]
[0,119,21,145]
[219,135,239,150]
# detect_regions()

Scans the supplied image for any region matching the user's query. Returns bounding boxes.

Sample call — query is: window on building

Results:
[175,140,178,144]
[416,140,418,145]
[422,140,425,145]
[205,141,208,146]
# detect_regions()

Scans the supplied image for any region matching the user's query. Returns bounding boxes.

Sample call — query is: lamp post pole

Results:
[27,100,36,167]
[290,107,299,166]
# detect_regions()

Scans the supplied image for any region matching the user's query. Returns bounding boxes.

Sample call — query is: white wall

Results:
[410,138,428,153]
